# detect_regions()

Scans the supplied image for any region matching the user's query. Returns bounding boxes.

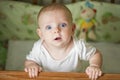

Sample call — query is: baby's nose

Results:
[54,27,60,33]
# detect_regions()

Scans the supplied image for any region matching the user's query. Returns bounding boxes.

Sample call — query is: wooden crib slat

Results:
[0,71,120,80]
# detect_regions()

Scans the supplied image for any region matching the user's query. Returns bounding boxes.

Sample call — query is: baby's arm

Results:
[85,50,102,80]
[24,60,42,78]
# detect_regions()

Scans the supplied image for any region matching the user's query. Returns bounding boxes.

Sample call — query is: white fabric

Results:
[26,39,96,72]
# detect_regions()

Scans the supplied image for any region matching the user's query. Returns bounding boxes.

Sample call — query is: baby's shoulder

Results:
[74,39,86,44]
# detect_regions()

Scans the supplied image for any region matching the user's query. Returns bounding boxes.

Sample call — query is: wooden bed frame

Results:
[0,71,120,80]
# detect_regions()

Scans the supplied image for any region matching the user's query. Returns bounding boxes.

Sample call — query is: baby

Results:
[24,3,102,80]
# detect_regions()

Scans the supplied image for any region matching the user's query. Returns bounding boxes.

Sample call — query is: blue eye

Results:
[60,23,67,28]
[46,25,52,30]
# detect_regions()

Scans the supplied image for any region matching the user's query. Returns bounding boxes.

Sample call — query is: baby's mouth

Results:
[54,37,61,40]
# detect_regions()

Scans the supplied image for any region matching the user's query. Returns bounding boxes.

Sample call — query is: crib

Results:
[0,0,120,79]
[0,71,120,80]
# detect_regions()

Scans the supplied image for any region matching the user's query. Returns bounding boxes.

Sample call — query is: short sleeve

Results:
[26,40,42,65]
[76,39,96,60]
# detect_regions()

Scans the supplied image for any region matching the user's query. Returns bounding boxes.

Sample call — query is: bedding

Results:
[0,41,7,70]
[5,40,120,73]
[0,1,120,42]
[5,40,35,70]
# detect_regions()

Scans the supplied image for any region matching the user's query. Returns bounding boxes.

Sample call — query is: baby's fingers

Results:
[24,68,28,72]
[39,67,42,72]
[93,70,99,80]
[92,69,102,80]
[98,70,102,76]
[89,70,97,80]
[28,68,37,78]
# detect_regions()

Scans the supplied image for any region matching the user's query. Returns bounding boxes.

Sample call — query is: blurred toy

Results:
[77,1,98,41]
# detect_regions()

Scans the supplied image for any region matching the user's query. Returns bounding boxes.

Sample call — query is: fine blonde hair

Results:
[37,3,73,24]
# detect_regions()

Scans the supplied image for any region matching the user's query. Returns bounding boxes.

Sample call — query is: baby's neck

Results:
[43,40,74,60]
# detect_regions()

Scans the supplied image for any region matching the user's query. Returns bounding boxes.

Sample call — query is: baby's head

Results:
[37,3,75,47]
[37,3,73,26]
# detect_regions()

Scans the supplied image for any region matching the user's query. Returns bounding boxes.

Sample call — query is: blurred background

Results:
[4,0,120,5]
[0,0,120,73]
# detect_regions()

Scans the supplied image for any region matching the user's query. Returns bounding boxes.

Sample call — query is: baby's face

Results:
[37,10,75,47]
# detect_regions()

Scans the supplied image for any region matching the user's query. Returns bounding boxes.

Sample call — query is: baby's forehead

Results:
[39,9,68,18]
[38,8,72,22]
[41,9,66,14]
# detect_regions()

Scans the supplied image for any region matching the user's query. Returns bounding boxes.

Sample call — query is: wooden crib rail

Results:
[0,71,120,80]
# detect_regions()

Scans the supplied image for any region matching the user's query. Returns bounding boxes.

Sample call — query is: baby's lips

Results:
[54,37,61,40]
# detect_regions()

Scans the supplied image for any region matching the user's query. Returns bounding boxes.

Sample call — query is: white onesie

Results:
[26,39,96,72]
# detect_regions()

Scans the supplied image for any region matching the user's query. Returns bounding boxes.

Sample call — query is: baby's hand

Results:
[24,63,42,78]
[85,65,102,80]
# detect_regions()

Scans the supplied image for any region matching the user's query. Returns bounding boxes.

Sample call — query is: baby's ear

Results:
[36,28,42,38]
[71,23,76,36]
[72,23,76,32]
